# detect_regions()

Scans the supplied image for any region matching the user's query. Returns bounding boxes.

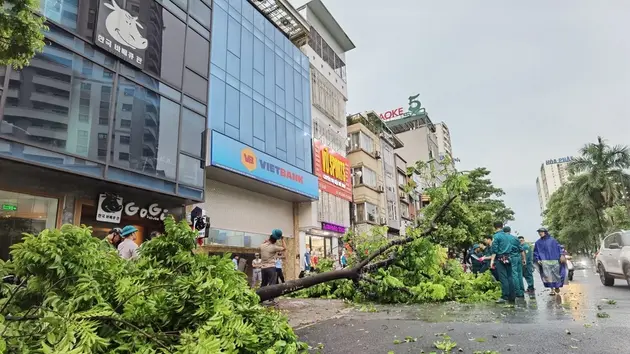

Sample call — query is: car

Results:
[595,230,630,287]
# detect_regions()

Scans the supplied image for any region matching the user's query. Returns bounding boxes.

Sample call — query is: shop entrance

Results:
[0,189,61,261]
[78,203,163,245]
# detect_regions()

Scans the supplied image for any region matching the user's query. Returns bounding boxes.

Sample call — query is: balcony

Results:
[32,75,71,92]
[247,0,309,46]
[3,107,69,124]
[26,126,68,141]
[30,92,70,108]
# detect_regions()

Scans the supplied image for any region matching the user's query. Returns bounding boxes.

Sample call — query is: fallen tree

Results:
[256,195,457,302]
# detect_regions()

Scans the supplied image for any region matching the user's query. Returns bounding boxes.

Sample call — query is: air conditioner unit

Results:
[380,216,387,225]
[374,151,381,159]
[377,185,384,193]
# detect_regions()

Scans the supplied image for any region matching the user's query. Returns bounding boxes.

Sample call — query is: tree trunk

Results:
[256,267,359,302]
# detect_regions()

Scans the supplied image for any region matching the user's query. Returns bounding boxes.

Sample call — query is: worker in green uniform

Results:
[470,244,484,275]
[518,236,535,294]
[503,226,525,298]
[490,221,515,304]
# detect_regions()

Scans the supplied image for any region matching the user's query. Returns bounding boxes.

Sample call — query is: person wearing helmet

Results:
[103,228,122,250]
[118,225,140,260]
[259,229,286,287]
[534,227,565,295]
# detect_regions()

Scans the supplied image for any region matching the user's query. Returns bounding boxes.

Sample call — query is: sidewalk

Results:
[275,298,352,329]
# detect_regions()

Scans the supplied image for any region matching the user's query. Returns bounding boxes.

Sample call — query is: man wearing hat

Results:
[259,229,286,287]
[118,225,139,260]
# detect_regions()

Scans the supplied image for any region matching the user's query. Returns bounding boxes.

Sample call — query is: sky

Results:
[323,0,630,240]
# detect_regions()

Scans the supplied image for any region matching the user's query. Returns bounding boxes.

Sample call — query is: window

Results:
[307,27,347,82]
[178,153,204,187]
[99,118,109,126]
[148,8,186,88]
[0,190,59,261]
[98,133,107,140]
[349,132,375,154]
[1,41,113,159]
[180,108,205,157]
[387,201,398,221]
[401,204,410,219]
[112,77,180,179]
[118,152,130,161]
[183,68,208,103]
[121,104,133,112]
[119,135,130,144]
[398,172,407,188]
[185,27,210,77]
[124,88,135,96]
[356,202,378,223]
[352,167,377,188]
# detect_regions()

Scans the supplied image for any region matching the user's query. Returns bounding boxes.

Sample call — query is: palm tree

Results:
[568,136,630,234]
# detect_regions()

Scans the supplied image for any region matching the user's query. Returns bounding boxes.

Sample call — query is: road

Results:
[296,266,630,353]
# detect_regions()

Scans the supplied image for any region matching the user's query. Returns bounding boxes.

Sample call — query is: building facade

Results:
[202,0,316,279]
[293,0,355,265]
[434,122,453,163]
[537,156,573,213]
[0,0,211,260]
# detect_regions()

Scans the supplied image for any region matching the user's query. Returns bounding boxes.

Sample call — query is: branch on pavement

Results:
[255,195,457,302]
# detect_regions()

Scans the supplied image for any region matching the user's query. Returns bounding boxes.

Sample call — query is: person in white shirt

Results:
[275,253,285,284]
[118,225,139,260]
[251,253,262,288]
[232,255,239,270]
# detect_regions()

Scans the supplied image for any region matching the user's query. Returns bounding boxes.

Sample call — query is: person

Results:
[118,225,139,260]
[104,228,122,250]
[481,235,497,280]
[275,253,285,284]
[490,221,515,304]
[504,226,525,299]
[146,231,161,241]
[304,247,311,272]
[232,255,239,270]
[260,229,286,287]
[519,236,535,294]
[251,253,262,288]
[534,227,566,295]
[340,251,348,268]
[469,244,484,275]
[238,257,247,273]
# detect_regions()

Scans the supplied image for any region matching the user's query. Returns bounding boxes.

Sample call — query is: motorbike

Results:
[566,256,575,281]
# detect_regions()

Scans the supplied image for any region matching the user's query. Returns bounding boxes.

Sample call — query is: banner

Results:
[313,140,352,201]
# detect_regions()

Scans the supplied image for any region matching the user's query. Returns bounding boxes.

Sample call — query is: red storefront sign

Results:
[379,107,404,120]
[313,141,352,201]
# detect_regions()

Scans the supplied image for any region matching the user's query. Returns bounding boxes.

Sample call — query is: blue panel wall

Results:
[209,0,313,173]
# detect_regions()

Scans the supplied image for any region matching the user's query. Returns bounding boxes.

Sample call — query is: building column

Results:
[284,202,300,280]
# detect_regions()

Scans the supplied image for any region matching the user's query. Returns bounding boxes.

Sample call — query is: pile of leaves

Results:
[0,217,306,353]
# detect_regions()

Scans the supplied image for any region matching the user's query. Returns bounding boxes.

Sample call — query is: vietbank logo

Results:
[241,148,304,184]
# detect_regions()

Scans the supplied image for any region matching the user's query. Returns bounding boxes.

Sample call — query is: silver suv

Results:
[595,230,630,287]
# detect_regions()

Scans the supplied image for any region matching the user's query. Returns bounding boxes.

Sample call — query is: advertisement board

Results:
[210,131,319,199]
[95,0,147,69]
[313,140,352,201]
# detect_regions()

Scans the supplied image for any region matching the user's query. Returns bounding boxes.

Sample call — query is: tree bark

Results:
[255,195,457,302]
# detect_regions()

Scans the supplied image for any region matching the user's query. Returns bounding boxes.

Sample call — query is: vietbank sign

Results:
[210,131,319,199]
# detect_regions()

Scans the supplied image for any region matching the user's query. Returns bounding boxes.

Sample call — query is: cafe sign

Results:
[95,0,147,69]
[313,140,352,202]
[124,202,168,221]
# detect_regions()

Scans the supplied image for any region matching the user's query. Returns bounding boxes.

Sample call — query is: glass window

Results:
[353,167,377,188]
[388,200,398,221]
[183,68,208,103]
[40,0,98,40]
[180,108,204,157]
[112,77,180,179]
[153,8,186,88]
[356,202,377,223]
[0,189,59,260]
[360,132,375,153]
[190,0,211,29]
[1,42,114,162]
[185,28,210,77]
[178,153,204,187]
[398,172,407,187]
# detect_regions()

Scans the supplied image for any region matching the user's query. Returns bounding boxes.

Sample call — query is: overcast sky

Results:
[324,0,630,240]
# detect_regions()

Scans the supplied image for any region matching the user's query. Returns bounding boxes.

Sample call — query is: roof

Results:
[249,0,310,46]
[297,0,355,52]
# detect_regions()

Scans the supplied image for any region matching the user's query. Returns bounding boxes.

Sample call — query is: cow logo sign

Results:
[95,0,147,69]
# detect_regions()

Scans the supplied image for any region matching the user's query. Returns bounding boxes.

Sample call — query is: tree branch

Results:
[255,195,457,302]
[359,275,414,296]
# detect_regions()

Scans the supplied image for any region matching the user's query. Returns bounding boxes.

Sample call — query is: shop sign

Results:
[379,94,425,122]
[321,222,346,234]
[124,202,168,221]
[95,0,147,69]
[1,204,17,211]
[546,156,573,165]
[96,193,124,224]
[313,140,352,201]
[210,131,319,199]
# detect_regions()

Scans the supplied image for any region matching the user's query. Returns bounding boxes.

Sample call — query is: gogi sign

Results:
[95,0,147,69]
[124,202,168,221]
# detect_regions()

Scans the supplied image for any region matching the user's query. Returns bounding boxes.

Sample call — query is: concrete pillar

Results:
[284,202,300,280]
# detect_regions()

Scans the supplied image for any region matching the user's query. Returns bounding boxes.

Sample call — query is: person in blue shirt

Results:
[490,221,515,303]
[503,226,525,299]
[469,244,485,275]
[518,236,535,294]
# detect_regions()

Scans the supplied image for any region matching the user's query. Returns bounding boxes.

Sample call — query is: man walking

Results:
[503,226,525,299]
[490,221,515,304]
[519,236,535,294]
[534,227,566,295]
[251,253,262,288]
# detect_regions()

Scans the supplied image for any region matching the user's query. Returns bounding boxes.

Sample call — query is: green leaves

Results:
[0,0,47,68]
[0,217,305,353]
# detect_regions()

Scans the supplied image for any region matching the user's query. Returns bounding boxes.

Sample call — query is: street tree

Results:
[0,0,46,68]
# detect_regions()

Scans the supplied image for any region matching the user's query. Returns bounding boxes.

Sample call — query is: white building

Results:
[536,156,573,213]
[434,122,453,163]
[292,0,355,261]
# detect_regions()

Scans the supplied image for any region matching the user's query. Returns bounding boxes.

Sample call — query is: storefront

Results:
[0,187,63,260]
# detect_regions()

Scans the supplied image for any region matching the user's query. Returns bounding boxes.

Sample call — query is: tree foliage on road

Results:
[0,219,305,353]
[544,136,630,252]
[0,0,46,68]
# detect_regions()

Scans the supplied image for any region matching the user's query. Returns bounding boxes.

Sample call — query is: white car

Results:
[595,230,630,287]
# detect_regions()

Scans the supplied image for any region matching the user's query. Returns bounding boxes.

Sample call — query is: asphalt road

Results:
[297,266,630,354]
